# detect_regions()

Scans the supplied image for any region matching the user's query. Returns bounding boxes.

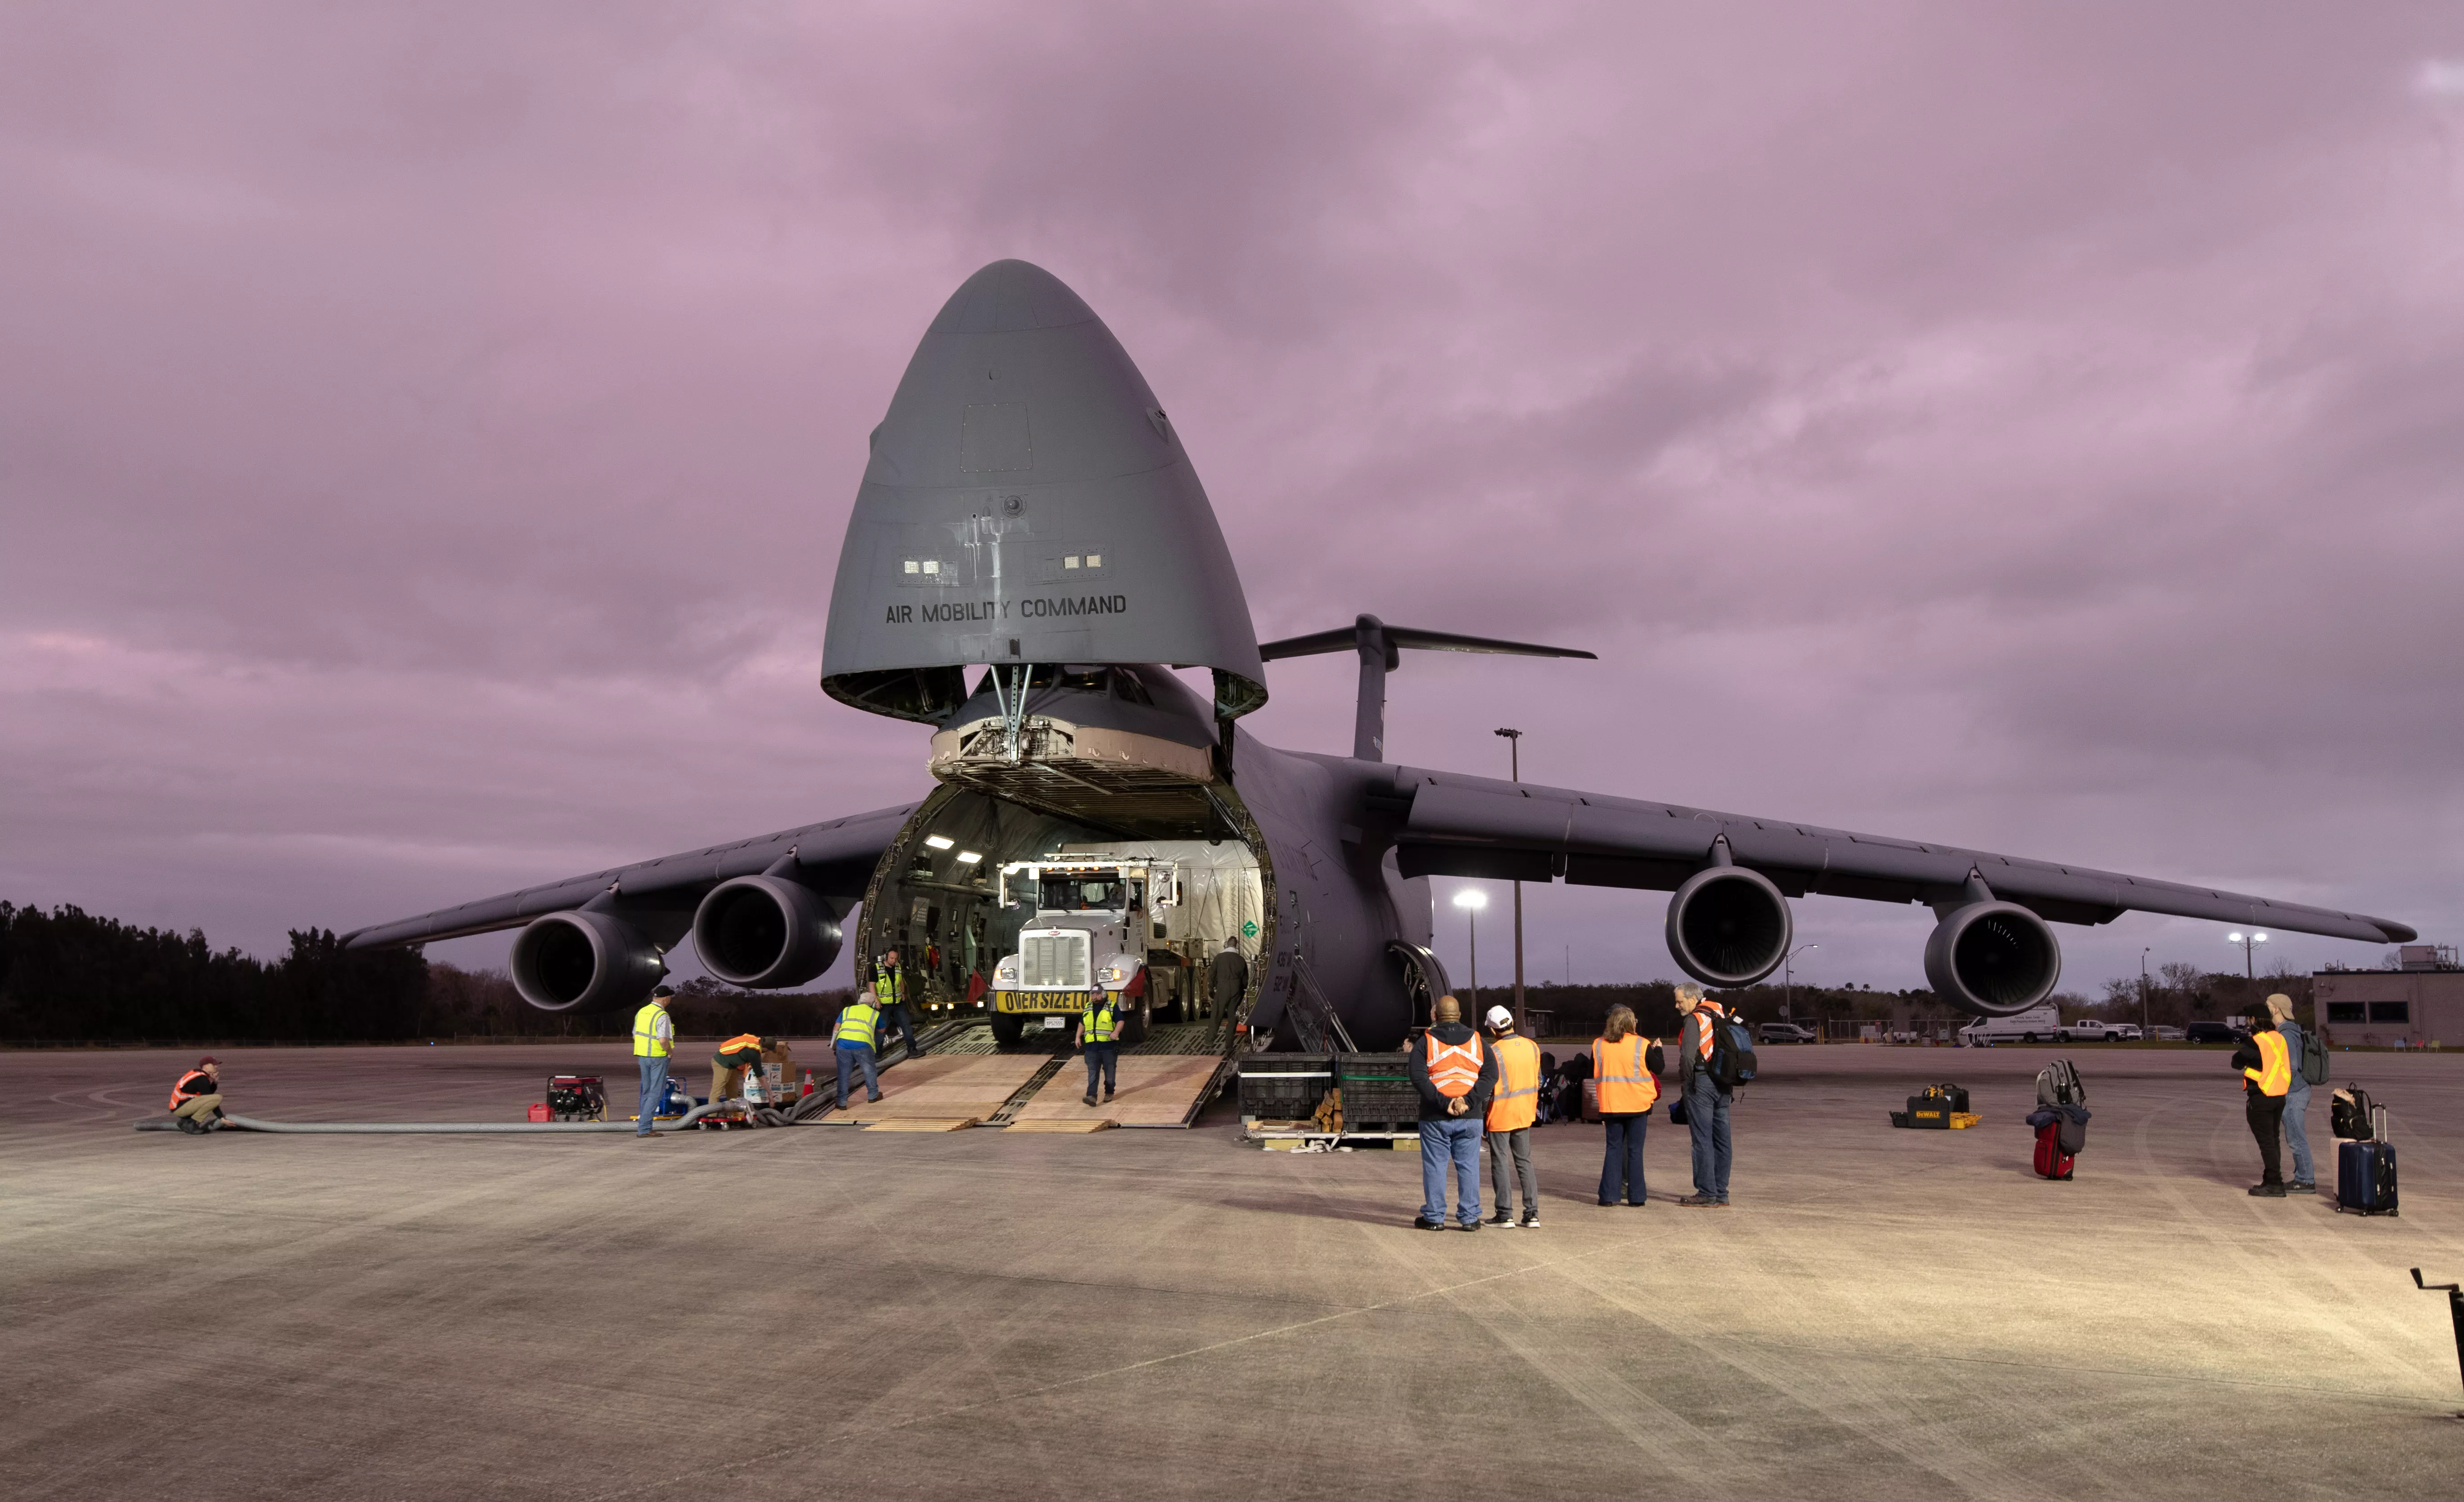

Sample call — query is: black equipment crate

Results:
[1336,1051,1421,1127]
[1239,1054,1333,1118]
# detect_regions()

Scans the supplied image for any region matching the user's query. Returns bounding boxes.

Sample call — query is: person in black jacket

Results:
[2229,1014,2293,1197]
[1408,995,1499,1231]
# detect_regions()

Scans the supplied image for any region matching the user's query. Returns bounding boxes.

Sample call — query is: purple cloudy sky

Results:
[6,5,2462,999]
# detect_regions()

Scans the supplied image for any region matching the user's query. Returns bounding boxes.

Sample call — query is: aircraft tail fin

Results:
[1255,614,1594,761]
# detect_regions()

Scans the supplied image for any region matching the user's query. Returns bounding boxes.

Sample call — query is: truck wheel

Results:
[2024,1033,2039,1045]
[989,1012,1026,1049]
[1122,1003,1150,1047]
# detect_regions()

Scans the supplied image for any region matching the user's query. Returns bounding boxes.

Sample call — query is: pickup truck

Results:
[2056,1020,2139,1043]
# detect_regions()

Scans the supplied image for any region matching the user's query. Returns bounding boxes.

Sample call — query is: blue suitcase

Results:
[2337,1106,2398,1217]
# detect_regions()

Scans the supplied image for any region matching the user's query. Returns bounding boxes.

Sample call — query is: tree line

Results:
[0,903,850,1044]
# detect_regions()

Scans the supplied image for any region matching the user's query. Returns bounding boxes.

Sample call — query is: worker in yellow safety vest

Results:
[1077,989,1122,1107]
[1408,995,1498,1230]
[834,991,883,1111]
[1482,1007,1544,1228]
[710,1032,787,1109]
[1592,1004,1664,1207]
[2230,1012,2294,1197]
[874,949,926,1059]
[630,985,676,1140]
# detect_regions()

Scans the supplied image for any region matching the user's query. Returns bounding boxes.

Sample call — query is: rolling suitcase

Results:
[2033,1120,2075,1180]
[2336,1105,2398,1216]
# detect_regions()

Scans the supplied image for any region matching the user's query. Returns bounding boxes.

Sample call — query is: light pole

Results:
[1454,888,1487,1016]
[2227,930,2269,988]
[1781,943,1817,1035]
[2139,947,2152,1037]
[1495,727,1526,1032]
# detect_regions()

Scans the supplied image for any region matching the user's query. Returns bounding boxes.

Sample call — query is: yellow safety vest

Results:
[631,1002,671,1058]
[1487,1035,1540,1131]
[1083,996,1119,1044]
[836,1000,880,1050]
[873,967,903,1006]
[2245,1030,2291,1097]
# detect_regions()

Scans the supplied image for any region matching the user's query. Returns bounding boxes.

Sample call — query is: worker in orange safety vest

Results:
[1482,1006,1545,1228]
[1408,994,1498,1230]
[1593,1004,1664,1207]
[2229,1012,2294,1197]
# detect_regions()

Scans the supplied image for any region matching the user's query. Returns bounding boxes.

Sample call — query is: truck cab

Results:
[988,856,1182,1046]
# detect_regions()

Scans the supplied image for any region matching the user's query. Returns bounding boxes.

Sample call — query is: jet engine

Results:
[509,909,667,1012]
[692,876,844,989]
[1924,900,2061,1016]
[1664,864,1793,987]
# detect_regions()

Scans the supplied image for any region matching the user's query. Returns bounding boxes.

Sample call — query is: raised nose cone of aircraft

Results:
[823,260,1264,725]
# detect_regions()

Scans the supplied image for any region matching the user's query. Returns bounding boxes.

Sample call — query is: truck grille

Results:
[1020,932,1090,989]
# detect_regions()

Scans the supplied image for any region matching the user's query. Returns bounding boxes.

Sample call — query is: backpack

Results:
[2330,1085,2376,1140]
[2034,1059,2084,1107]
[2299,1026,2329,1089]
[1708,1012,1757,1088]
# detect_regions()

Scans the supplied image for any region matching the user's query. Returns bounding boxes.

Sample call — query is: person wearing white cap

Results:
[1482,1005,1544,1227]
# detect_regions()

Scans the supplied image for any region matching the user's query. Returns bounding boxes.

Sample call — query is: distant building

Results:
[2313,945,2463,1048]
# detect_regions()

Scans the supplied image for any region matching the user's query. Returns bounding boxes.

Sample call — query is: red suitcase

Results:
[2034,1120,2074,1180]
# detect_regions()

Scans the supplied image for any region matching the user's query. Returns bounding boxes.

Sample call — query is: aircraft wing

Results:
[341,802,919,950]
[1381,767,2414,944]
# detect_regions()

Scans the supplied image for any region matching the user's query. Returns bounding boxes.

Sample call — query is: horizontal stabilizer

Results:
[1257,613,1594,761]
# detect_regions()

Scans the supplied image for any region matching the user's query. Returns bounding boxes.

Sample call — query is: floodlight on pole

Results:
[1454,887,1487,1013]
[1495,727,1527,1033]
[1781,943,1817,1021]
[2227,930,2269,983]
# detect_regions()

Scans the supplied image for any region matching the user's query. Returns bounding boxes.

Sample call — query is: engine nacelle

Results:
[1924,901,2061,1016]
[509,909,667,1013]
[692,876,843,989]
[1665,864,1793,987]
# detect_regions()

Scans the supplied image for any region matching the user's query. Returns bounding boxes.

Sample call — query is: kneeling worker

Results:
[1078,989,1122,1107]
[711,1033,785,1107]
[1483,1007,1543,1228]
[834,992,883,1111]
[168,1057,226,1134]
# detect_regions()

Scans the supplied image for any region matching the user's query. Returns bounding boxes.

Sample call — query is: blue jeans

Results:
[1686,1075,1732,1201]
[635,1056,669,1136]
[1419,1116,1484,1225]
[1082,1042,1118,1098]
[882,1003,923,1056]
[2285,1083,2315,1184]
[835,1043,879,1107]
[1600,1112,1647,1204]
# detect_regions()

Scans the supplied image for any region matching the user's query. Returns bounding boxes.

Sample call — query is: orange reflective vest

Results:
[1425,1032,1485,1098]
[1594,1035,1660,1115]
[1487,1035,1541,1131]
[716,1033,765,1063]
[2245,1030,2291,1097]
[167,1070,213,1111]
[1691,1002,1729,1061]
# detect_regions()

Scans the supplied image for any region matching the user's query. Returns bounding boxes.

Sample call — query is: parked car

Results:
[1757,1021,1817,1044]
[2057,1019,2137,1043]
[2151,1026,2186,1041]
[2183,1021,2244,1045]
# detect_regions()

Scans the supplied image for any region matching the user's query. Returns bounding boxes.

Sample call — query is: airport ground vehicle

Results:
[1757,1021,1817,1044]
[1958,1004,2065,1046]
[985,852,1229,1047]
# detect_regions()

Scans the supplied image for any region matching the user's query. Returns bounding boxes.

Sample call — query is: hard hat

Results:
[1485,1006,1513,1030]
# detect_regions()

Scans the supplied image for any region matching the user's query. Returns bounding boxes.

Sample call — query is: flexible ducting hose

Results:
[134,1102,729,1135]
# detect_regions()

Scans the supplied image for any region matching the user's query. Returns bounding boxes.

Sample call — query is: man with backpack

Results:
[1675,985,1738,1207]
[2269,993,2323,1192]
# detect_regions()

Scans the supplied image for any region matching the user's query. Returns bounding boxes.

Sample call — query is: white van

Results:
[1957,1003,2062,1046]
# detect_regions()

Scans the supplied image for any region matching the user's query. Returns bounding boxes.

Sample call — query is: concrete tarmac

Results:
[5,1041,2461,1501]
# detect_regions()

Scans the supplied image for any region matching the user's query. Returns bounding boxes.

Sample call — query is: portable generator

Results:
[546,1075,606,1122]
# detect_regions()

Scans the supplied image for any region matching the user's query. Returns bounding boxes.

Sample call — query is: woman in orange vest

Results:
[1482,1006,1544,1228]
[2228,1012,2294,1197]
[1593,1006,1662,1207]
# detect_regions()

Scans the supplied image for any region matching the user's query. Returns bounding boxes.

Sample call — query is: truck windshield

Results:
[1040,873,1131,912]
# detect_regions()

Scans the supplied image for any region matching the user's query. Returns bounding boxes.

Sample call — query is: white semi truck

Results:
[987,854,1184,1046]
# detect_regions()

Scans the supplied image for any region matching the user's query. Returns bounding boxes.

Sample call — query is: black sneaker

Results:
[2290,1181,2316,1192]
[1520,1211,1541,1228]
[1487,1211,1514,1227]
[1458,1219,1481,1232]
[2249,1183,2287,1197]
[1413,1215,1445,1230]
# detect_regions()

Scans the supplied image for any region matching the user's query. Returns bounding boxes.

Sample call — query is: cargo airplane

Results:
[344,261,2414,1049]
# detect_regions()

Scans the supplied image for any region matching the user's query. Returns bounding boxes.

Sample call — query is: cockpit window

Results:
[1040,873,1128,912]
